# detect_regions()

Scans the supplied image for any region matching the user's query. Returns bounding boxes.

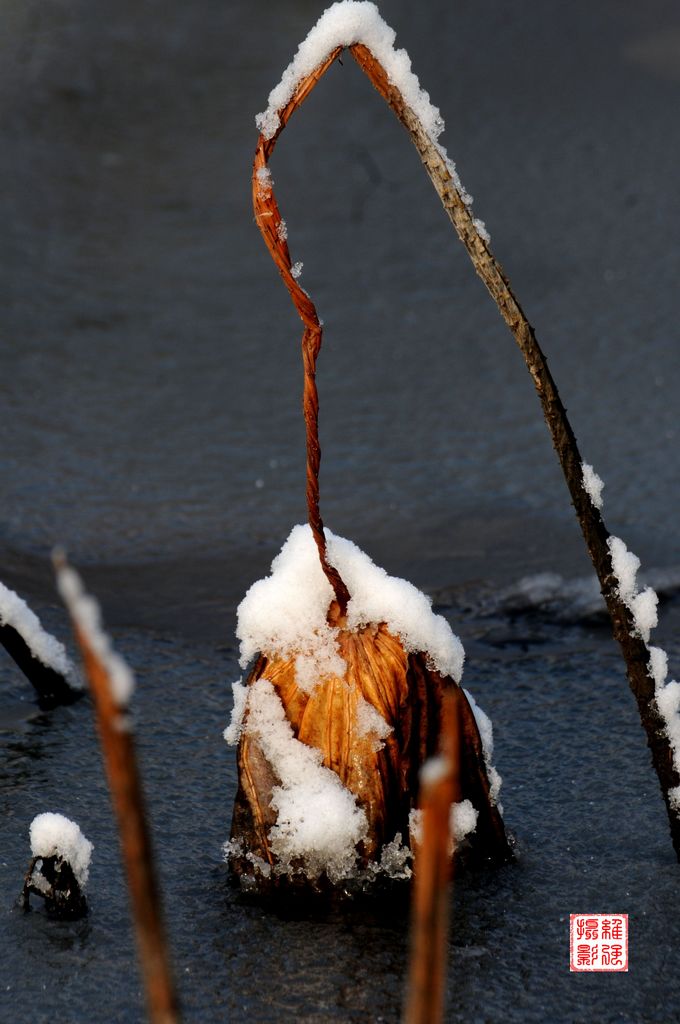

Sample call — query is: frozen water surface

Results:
[2,0,680,1020]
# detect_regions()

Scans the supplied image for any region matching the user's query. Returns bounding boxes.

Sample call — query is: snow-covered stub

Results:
[0,580,78,684]
[30,812,93,887]
[24,812,93,919]
[226,525,511,890]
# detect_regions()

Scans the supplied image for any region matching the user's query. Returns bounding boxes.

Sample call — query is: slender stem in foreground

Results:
[253,38,680,858]
[56,557,179,1024]
[404,689,460,1024]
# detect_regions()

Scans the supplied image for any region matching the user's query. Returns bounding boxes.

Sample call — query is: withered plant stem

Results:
[404,690,460,1024]
[66,608,179,1023]
[253,41,680,858]
[253,46,350,614]
[0,619,81,708]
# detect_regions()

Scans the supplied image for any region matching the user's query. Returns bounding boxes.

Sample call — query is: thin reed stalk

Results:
[403,689,460,1024]
[55,556,179,1024]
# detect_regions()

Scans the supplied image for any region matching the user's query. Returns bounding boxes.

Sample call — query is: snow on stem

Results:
[54,552,179,1024]
[0,579,81,707]
[253,0,680,860]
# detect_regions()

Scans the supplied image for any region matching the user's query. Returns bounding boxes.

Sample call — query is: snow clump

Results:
[243,677,368,882]
[236,524,465,692]
[607,536,658,642]
[581,462,604,510]
[30,813,93,887]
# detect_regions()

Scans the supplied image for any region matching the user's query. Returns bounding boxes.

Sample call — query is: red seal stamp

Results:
[570,914,628,971]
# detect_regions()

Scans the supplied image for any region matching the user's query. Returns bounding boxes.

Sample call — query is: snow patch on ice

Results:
[30,812,93,887]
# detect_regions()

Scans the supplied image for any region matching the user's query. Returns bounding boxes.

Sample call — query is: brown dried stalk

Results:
[253,40,680,859]
[57,559,180,1024]
[403,689,460,1024]
[253,45,347,611]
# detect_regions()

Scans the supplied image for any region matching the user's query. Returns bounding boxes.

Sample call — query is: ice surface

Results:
[56,563,134,708]
[0,580,77,683]
[237,524,465,692]
[30,812,93,887]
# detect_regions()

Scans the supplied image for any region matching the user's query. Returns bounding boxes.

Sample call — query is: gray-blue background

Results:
[1,2,679,1020]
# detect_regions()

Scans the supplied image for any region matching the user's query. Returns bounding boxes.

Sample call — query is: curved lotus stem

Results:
[253,38,680,857]
[253,46,349,614]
